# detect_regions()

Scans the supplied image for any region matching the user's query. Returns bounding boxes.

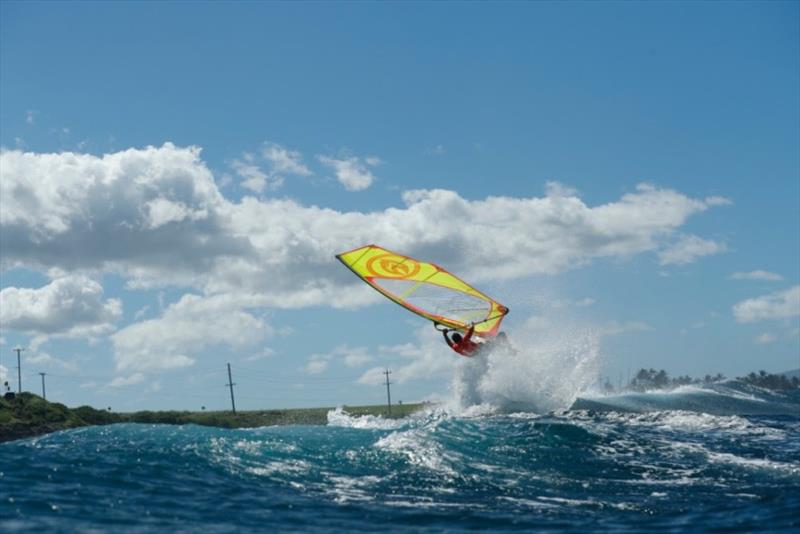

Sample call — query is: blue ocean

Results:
[1,379,798,532]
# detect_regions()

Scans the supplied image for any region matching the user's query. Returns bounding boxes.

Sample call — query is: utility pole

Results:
[383,369,392,416]
[226,363,237,414]
[39,372,47,401]
[14,347,24,393]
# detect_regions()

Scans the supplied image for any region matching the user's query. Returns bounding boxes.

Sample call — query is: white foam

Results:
[705,450,800,475]
[326,475,381,503]
[597,411,785,438]
[374,424,455,476]
[666,441,800,476]
[497,496,560,509]
[447,321,601,414]
[246,459,311,477]
[326,406,407,430]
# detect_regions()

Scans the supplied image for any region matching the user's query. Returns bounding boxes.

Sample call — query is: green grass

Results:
[0,393,426,442]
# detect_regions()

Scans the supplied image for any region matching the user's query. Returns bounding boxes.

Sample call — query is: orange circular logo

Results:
[365,253,421,279]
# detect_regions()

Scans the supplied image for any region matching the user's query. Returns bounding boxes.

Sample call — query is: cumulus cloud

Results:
[231,143,311,194]
[0,275,121,342]
[732,286,800,323]
[0,144,240,288]
[317,154,377,191]
[111,293,273,372]
[729,270,784,281]
[109,373,145,387]
[1,144,730,340]
[358,327,454,385]
[232,153,279,193]
[303,345,374,375]
[658,234,727,266]
[24,349,77,370]
[262,142,311,176]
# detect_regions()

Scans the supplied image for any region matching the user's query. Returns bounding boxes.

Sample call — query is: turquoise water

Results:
[1,381,799,532]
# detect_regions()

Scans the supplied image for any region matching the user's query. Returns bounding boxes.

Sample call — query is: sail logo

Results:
[366,253,421,279]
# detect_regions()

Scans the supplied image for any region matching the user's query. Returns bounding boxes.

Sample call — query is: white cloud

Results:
[545,181,578,198]
[317,154,376,191]
[733,286,800,323]
[304,354,330,375]
[1,145,729,318]
[244,347,276,362]
[729,270,784,281]
[599,321,653,337]
[704,196,733,207]
[145,198,207,229]
[755,332,777,344]
[231,143,311,194]
[26,110,38,125]
[425,145,446,156]
[340,345,374,367]
[1,144,233,288]
[109,373,145,387]
[0,275,121,342]
[25,349,77,371]
[232,153,279,193]
[358,327,454,385]
[658,234,727,266]
[262,143,311,176]
[548,297,596,309]
[303,345,374,374]
[111,293,273,372]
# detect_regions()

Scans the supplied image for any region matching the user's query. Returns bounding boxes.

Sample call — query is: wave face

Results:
[1,384,799,532]
[573,380,800,416]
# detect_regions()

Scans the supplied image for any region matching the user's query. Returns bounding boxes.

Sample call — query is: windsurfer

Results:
[442,323,481,357]
[441,324,515,357]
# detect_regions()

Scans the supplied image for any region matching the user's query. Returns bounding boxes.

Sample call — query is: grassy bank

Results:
[0,393,425,443]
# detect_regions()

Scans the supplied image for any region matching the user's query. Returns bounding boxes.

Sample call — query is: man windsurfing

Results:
[440,324,515,357]
[336,244,511,354]
[441,323,481,357]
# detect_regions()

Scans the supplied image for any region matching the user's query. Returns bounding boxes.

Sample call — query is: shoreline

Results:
[0,393,425,443]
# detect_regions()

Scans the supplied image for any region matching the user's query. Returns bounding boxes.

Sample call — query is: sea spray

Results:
[449,322,601,413]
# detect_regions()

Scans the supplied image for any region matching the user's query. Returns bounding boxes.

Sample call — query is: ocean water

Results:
[1,379,798,532]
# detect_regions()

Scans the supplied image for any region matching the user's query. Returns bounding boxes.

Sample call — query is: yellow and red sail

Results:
[336,244,508,337]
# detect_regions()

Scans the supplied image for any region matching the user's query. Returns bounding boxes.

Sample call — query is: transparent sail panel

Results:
[375,278,491,324]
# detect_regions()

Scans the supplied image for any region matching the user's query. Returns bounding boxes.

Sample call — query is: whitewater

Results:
[1,338,799,531]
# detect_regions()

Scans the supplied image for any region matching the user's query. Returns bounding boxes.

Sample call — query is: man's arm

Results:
[442,329,454,348]
[463,324,475,342]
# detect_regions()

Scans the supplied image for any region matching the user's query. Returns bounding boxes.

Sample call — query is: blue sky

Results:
[1,1,798,411]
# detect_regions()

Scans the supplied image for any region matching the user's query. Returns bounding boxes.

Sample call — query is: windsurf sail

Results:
[336,244,508,337]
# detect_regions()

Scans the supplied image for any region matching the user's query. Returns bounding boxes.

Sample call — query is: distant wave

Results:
[571,379,800,416]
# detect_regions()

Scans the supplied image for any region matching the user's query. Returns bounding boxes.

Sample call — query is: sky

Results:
[0,1,798,412]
